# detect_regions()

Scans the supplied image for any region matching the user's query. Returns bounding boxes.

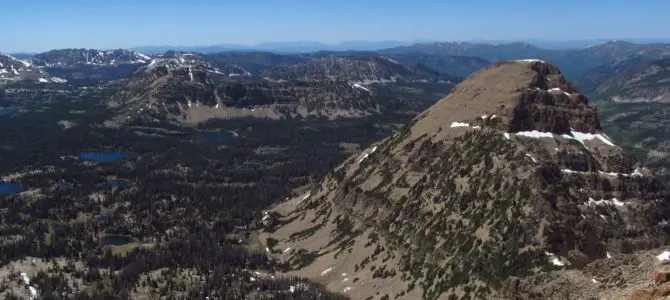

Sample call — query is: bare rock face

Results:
[262,59,670,299]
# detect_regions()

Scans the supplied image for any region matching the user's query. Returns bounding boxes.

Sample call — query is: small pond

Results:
[79,151,130,163]
[0,182,24,195]
[101,235,134,246]
[0,107,17,116]
[107,179,120,188]
[99,213,111,222]
[50,223,64,233]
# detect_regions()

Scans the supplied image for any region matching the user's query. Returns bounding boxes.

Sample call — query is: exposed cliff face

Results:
[260,59,670,299]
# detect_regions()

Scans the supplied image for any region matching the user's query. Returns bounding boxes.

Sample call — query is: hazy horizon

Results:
[3,0,669,53]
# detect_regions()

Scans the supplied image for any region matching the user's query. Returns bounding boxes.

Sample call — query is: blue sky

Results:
[3,0,669,52]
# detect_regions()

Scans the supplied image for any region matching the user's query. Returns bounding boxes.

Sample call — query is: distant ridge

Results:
[131,40,425,54]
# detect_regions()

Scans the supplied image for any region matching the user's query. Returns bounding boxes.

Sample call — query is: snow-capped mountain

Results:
[0,53,66,84]
[31,49,151,67]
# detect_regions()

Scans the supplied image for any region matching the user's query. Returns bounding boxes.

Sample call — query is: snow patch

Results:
[21,273,30,285]
[551,257,565,266]
[544,251,567,267]
[298,192,311,203]
[607,252,612,259]
[283,247,292,254]
[561,168,646,178]
[29,286,37,299]
[657,251,670,262]
[508,129,616,147]
[525,154,537,163]
[136,52,151,60]
[450,121,470,128]
[586,197,628,207]
[516,59,545,63]
[504,133,510,139]
[561,131,616,147]
[343,287,352,293]
[385,57,400,64]
[320,267,334,276]
[357,145,378,163]
[514,130,554,138]
[352,83,370,92]
[549,87,572,96]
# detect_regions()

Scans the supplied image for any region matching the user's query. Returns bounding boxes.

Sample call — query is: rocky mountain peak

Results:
[261,59,670,299]
[411,59,597,141]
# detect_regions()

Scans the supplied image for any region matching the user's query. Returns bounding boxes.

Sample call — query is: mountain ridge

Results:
[587,57,670,103]
[31,48,151,67]
[0,53,67,84]
[262,55,456,83]
[103,52,387,127]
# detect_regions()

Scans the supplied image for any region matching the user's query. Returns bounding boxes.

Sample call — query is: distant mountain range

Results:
[125,39,670,54]
[130,40,434,55]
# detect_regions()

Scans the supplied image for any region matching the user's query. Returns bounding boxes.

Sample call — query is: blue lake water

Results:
[101,235,133,246]
[99,213,110,222]
[0,182,24,195]
[59,183,69,192]
[0,107,17,116]
[51,223,64,232]
[80,152,129,163]
[107,179,119,188]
